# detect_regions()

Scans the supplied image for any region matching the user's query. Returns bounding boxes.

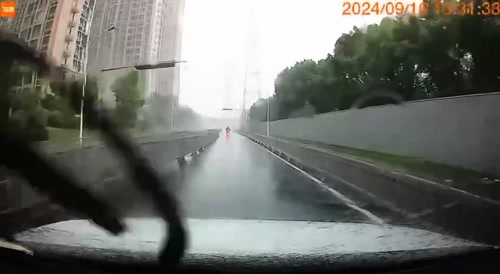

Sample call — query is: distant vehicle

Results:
[225,126,231,134]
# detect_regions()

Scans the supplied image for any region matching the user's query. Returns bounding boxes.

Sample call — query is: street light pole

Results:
[80,22,115,145]
[100,60,186,133]
[94,26,116,77]
[94,0,112,74]
[101,60,186,72]
[80,1,98,146]
[94,25,115,122]
[171,95,175,132]
[266,96,270,137]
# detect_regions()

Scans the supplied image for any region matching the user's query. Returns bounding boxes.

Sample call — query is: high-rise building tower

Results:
[87,0,185,101]
[2,0,96,92]
[155,0,185,98]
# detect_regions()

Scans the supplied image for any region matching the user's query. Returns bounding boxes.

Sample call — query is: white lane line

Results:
[403,173,500,206]
[407,208,435,219]
[256,134,378,168]
[303,144,378,168]
[255,135,500,207]
[250,139,385,224]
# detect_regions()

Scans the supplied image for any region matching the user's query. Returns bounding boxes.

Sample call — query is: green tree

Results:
[251,2,500,120]
[249,96,279,122]
[149,93,176,128]
[1,66,50,141]
[45,76,99,129]
[111,71,144,128]
[0,66,21,132]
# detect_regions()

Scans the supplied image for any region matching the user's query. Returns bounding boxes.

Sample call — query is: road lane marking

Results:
[250,139,385,224]
[255,134,379,168]
[402,173,500,206]
[255,134,500,207]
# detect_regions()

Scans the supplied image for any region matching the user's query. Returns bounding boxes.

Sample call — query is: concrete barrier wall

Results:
[250,93,500,175]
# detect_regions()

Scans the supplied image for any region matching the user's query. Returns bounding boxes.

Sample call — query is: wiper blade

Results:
[0,134,125,236]
[0,29,186,269]
[0,239,33,255]
[84,98,187,267]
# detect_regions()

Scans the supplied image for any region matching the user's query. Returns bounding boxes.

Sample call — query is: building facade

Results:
[2,0,95,92]
[87,0,185,101]
[155,0,185,98]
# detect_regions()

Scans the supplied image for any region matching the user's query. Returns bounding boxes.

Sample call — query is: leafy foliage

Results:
[44,76,99,129]
[111,71,144,128]
[250,1,500,121]
[1,53,99,139]
[0,66,21,131]
[148,93,176,128]
[0,66,50,141]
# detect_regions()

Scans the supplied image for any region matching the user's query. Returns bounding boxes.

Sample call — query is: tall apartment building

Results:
[2,0,96,92]
[88,0,185,100]
[155,0,185,99]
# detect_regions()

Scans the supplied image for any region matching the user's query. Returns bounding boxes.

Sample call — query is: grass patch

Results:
[47,127,154,143]
[47,127,80,143]
[47,127,100,143]
[286,137,500,202]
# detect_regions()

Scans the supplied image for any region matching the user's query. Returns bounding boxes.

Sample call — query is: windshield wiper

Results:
[0,30,186,269]
[84,97,187,266]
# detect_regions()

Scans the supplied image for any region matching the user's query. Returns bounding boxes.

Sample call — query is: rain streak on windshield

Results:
[1,0,500,254]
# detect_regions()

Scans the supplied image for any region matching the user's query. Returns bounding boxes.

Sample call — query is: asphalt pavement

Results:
[103,132,384,224]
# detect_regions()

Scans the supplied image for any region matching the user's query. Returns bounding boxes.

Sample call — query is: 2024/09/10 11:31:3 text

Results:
[342,1,500,16]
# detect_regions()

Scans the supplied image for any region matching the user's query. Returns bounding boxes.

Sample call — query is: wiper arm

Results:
[0,238,33,255]
[84,97,187,267]
[0,30,187,269]
[1,30,123,237]
[0,134,125,236]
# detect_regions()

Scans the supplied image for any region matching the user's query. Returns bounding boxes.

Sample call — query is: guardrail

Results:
[0,129,220,233]
[34,130,211,154]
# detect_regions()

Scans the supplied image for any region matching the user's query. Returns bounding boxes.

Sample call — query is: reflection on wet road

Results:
[104,133,373,223]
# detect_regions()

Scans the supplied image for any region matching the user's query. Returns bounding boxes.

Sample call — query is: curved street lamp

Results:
[100,60,187,72]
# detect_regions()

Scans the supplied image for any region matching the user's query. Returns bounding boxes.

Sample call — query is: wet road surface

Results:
[103,132,380,223]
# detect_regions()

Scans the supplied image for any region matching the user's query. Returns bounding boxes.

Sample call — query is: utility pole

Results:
[94,0,109,74]
[241,58,248,130]
[171,94,175,132]
[80,0,99,146]
[266,93,270,136]
[241,7,261,131]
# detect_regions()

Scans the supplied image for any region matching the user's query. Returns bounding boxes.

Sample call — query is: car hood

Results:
[14,218,490,264]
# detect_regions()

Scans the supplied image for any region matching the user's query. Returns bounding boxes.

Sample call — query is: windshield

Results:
[1,0,500,254]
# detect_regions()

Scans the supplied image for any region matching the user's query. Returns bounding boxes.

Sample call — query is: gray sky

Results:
[179,0,392,118]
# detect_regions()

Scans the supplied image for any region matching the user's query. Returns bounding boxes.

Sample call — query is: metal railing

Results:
[0,129,220,232]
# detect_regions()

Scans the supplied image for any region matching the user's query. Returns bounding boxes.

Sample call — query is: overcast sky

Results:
[179,0,391,118]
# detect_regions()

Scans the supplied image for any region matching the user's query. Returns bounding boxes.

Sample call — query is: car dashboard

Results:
[2,218,500,273]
